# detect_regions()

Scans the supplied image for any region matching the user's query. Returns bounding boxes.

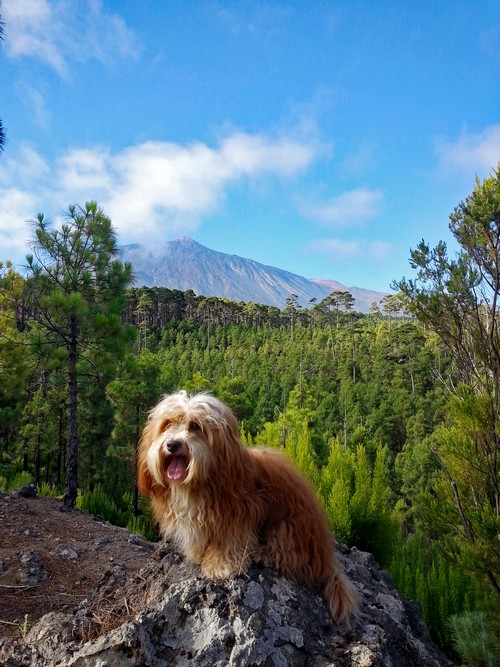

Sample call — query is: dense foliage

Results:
[1,180,499,661]
[395,169,500,601]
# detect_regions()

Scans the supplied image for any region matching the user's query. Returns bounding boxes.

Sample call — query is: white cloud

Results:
[0,188,38,259]
[4,0,67,74]
[307,238,360,261]
[50,133,317,237]
[104,141,225,234]
[299,187,383,227]
[57,147,114,193]
[17,83,50,129]
[436,125,500,175]
[0,131,319,259]
[0,143,51,187]
[3,0,140,76]
[306,237,393,263]
[368,241,392,261]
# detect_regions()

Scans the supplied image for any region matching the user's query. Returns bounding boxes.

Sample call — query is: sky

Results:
[0,0,499,293]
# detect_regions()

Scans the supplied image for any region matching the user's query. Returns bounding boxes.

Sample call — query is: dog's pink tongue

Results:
[167,456,187,480]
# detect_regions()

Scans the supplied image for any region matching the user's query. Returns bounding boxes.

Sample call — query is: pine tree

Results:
[395,167,500,598]
[22,202,133,508]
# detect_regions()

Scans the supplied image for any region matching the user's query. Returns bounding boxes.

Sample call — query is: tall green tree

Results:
[395,167,500,597]
[23,202,133,508]
[107,349,161,514]
[0,263,28,450]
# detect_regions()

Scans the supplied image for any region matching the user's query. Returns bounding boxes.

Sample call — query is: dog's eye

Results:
[188,421,201,432]
[162,419,172,431]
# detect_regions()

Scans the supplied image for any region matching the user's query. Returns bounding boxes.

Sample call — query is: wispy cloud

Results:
[307,238,360,261]
[17,82,50,129]
[3,0,140,76]
[214,3,293,37]
[435,125,500,175]
[299,187,383,227]
[0,188,38,258]
[0,131,319,260]
[306,238,393,262]
[55,132,317,235]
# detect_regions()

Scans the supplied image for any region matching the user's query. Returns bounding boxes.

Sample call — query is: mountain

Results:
[119,237,388,313]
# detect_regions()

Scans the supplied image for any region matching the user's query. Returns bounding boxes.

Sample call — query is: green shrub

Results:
[7,471,34,491]
[388,531,494,653]
[76,485,124,526]
[37,482,62,498]
[126,514,156,542]
[448,611,498,667]
[320,441,399,565]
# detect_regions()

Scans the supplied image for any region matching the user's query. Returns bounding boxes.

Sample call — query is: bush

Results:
[76,485,124,526]
[448,611,498,667]
[7,471,34,491]
[77,485,157,542]
[126,514,156,542]
[37,482,62,498]
[320,441,399,565]
[388,531,494,653]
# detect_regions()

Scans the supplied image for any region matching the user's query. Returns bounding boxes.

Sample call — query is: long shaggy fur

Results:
[138,390,359,624]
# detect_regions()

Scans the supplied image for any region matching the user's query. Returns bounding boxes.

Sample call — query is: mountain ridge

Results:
[119,237,388,313]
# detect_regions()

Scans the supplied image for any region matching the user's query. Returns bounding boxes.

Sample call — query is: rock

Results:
[92,536,111,549]
[18,550,49,584]
[1,542,454,667]
[51,544,79,560]
[127,533,149,548]
[12,484,38,499]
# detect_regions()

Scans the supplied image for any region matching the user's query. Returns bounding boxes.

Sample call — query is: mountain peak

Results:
[120,239,387,312]
[175,235,197,245]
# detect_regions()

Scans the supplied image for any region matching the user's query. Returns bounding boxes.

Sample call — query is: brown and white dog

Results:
[137,390,359,624]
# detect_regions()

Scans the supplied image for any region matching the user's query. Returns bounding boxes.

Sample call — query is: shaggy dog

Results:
[137,391,359,624]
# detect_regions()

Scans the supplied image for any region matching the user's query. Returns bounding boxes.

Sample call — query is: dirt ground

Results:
[0,490,155,640]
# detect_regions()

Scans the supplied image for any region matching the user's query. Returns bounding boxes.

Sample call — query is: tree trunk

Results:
[133,405,140,516]
[63,317,78,508]
[56,407,64,486]
[34,434,41,485]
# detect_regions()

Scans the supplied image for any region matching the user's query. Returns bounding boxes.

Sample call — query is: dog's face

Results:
[137,391,242,494]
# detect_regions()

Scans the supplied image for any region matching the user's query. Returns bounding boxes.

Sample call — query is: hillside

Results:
[0,490,453,667]
[119,237,387,312]
[0,489,154,639]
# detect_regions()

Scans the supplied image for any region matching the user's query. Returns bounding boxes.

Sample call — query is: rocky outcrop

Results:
[1,541,453,667]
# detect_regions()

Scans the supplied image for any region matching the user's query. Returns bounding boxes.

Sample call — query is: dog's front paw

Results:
[201,561,234,579]
[201,547,246,579]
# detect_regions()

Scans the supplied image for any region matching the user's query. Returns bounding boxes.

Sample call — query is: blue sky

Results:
[1,0,499,292]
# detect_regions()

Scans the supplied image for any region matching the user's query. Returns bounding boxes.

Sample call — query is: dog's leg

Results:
[200,540,253,579]
[184,542,207,566]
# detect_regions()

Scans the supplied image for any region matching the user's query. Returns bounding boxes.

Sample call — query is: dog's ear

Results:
[137,420,154,495]
[137,458,152,495]
[213,407,246,476]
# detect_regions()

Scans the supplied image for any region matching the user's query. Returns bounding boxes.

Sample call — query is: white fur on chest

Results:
[162,487,208,563]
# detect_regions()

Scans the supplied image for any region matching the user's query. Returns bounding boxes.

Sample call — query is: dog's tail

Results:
[323,562,360,626]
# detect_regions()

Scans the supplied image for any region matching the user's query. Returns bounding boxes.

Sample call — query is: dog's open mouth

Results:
[165,455,189,481]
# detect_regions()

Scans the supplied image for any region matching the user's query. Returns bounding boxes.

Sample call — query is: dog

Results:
[137,390,359,624]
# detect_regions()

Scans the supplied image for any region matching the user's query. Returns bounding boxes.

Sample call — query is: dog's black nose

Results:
[166,439,182,454]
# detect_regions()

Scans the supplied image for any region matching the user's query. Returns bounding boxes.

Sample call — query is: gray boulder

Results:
[1,541,454,667]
